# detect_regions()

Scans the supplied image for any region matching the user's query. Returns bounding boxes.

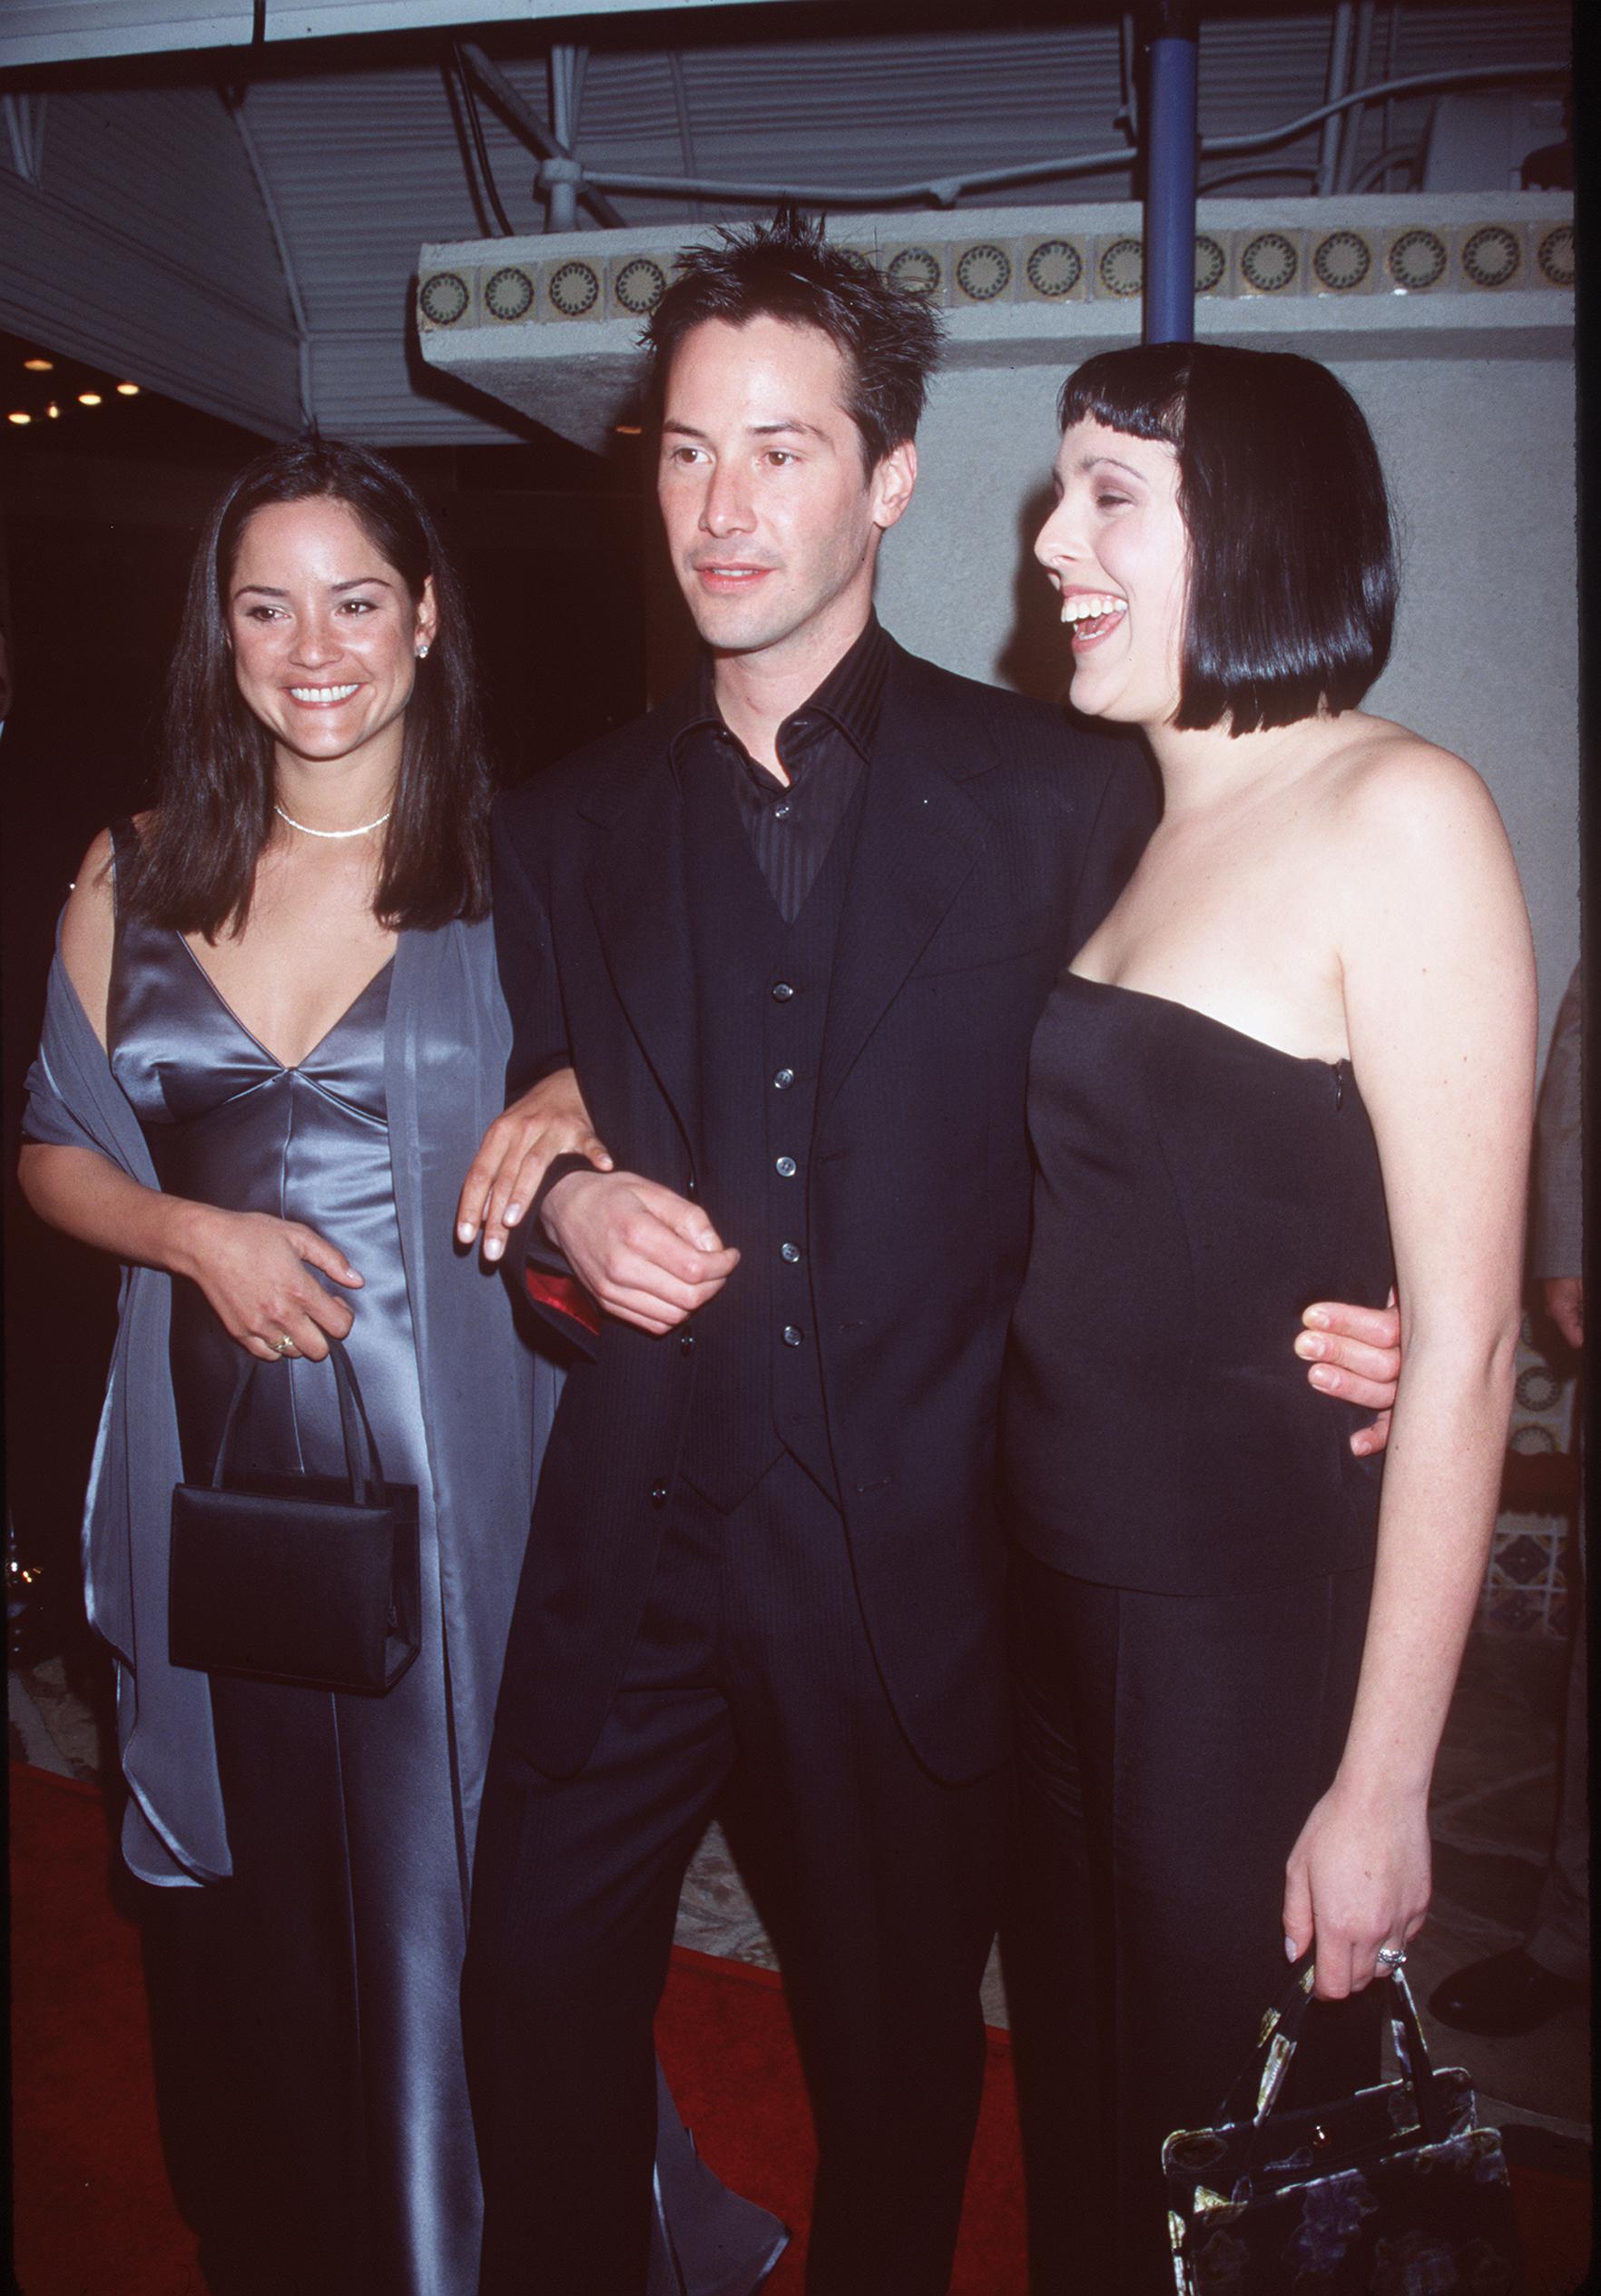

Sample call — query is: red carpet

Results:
[9,1761,1592,2295]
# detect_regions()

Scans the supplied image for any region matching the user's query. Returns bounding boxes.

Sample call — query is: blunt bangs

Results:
[1058,343,1398,734]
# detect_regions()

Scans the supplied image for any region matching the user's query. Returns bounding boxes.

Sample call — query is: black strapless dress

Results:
[106,850,785,2296]
[1001,976,1396,2296]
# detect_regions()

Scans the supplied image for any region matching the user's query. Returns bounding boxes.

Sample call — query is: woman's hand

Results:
[177,1203,363,1362]
[1282,1776,1431,2000]
[455,1066,613,1264]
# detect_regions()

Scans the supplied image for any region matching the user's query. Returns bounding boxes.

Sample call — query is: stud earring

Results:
[416,642,431,659]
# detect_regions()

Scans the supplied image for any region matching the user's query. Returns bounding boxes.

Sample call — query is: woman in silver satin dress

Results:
[19,439,784,2296]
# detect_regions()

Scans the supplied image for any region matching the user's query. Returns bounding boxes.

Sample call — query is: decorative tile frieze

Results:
[1309,224,1379,295]
[1238,226,1304,296]
[1456,220,1525,291]
[481,262,536,324]
[1093,233,1144,300]
[1383,222,1451,292]
[543,254,604,320]
[952,239,1017,304]
[1020,235,1089,301]
[884,243,946,303]
[418,205,1574,341]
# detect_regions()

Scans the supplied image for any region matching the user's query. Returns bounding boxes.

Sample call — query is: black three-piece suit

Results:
[462,621,1154,2294]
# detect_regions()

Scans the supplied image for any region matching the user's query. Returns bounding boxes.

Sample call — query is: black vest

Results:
[675,764,860,1512]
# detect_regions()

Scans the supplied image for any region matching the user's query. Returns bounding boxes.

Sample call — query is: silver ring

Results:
[1376,1946,1408,1970]
[271,1334,295,1358]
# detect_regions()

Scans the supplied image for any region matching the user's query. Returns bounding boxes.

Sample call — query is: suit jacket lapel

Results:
[819,652,986,1114]
[582,732,702,1155]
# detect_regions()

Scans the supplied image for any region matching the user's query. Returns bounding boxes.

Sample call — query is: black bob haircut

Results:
[643,207,945,471]
[1059,342,1398,734]
[124,436,491,938]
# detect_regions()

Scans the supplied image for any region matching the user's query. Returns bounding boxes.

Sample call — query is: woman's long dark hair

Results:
[126,438,491,936]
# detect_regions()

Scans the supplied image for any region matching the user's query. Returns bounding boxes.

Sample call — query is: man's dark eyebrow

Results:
[660,418,826,442]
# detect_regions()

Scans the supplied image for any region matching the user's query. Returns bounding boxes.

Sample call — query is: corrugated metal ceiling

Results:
[0,2,1573,445]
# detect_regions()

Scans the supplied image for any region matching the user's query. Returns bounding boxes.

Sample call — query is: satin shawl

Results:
[24,914,557,1887]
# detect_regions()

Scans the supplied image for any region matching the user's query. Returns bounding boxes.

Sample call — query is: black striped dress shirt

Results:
[670,615,890,924]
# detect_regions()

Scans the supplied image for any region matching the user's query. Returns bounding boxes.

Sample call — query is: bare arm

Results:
[19,832,362,1362]
[1281,743,1536,1999]
[456,1066,614,1264]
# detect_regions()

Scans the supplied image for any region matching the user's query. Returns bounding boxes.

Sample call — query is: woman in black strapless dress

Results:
[20,440,783,2294]
[1001,345,1536,2292]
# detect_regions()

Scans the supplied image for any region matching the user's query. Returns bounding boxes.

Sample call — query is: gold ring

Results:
[271,1334,295,1357]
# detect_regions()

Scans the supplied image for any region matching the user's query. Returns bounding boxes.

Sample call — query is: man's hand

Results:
[543,1170,740,1335]
[1542,1276,1584,1355]
[1294,1288,1401,1458]
[457,1067,613,1265]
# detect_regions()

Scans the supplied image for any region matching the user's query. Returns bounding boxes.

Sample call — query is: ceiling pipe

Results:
[1316,3,1355,194]
[457,42,623,228]
[1143,0,1199,345]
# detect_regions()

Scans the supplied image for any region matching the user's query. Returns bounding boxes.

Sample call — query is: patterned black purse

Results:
[170,1339,420,1696]
[1163,1958,1522,2294]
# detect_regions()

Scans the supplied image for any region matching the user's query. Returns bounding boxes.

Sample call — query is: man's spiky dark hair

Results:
[643,206,945,468]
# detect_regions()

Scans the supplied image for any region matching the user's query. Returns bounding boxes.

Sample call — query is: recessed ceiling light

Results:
[77,390,103,407]
[23,357,53,372]
[8,410,33,425]
[116,381,140,395]
[46,402,61,419]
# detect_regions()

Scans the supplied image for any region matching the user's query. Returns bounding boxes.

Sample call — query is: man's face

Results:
[657,315,915,673]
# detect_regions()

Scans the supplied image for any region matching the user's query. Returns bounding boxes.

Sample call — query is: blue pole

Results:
[1144,0,1200,345]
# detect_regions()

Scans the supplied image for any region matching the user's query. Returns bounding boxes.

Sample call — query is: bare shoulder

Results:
[1327,716,1507,852]
[58,826,121,1044]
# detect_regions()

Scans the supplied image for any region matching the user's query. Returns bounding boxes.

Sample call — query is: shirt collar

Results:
[673,614,890,778]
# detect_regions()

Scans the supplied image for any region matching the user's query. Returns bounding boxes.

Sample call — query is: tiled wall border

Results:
[418,212,1576,331]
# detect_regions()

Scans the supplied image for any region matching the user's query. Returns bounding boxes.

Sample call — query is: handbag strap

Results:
[209,1337,386,1503]
[1216,1956,1451,2163]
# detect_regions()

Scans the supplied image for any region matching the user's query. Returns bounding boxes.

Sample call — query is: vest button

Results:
[773,802,792,821]
[782,1325,804,1347]
[775,1155,797,1178]
[679,1332,695,1356]
[781,1241,801,1263]
[773,1067,795,1089]
[650,1483,669,1508]
[771,980,795,1001]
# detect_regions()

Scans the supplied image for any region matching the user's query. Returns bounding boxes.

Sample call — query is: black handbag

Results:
[1163,1956,1522,2294]
[170,1338,420,1695]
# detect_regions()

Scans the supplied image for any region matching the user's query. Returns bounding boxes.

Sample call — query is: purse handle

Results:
[210,1337,387,1506]
[1213,1951,1452,2162]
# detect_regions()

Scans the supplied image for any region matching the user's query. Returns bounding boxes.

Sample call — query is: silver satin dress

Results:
[106,867,785,2296]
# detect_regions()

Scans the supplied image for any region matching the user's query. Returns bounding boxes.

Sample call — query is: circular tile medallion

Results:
[1509,1422,1558,1454]
[614,255,667,315]
[1387,227,1448,291]
[418,271,469,326]
[1515,1364,1564,1414]
[483,265,535,321]
[1193,234,1227,295]
[888,246,943,300]
[955,242,1012,301]
[1026,238,1083,298]
[1312,229,1371,292]
[547,261,601,318]
[1240,231,1299,292]
[1536,222,1575,288]
[1098,237,1144,298]
[1460,224,1521,289]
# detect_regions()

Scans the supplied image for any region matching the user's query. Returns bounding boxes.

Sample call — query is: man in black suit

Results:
[460,214,1398,2295]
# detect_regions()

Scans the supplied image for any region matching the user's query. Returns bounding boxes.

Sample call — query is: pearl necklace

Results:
[273,803,393,841]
